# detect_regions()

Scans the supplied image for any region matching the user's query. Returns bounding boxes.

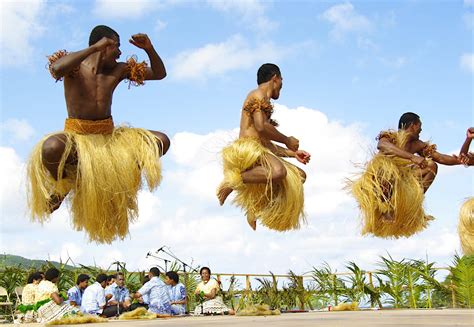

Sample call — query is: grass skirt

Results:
[27,126,162,243]
[221,138,305,231]
[458,197,474,255]
[349,132,429,238]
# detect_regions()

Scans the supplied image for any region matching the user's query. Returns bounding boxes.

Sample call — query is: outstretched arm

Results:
[129,34,166,80]
[431,151,462,165]
[50,37,115,78]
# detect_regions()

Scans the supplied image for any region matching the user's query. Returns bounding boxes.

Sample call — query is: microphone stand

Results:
[114,261,122,318]
[145,253,167,272]
[159,247,199,314]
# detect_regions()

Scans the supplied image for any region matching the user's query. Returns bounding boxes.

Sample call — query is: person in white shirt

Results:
[80,273,107,315]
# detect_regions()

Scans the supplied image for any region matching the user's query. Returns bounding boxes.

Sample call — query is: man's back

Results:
[81,282,105,314]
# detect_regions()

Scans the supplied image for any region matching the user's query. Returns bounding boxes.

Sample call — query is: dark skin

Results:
[42,33,170,212]
[377,120,461,193]
[376,120,462,222]
[459,127,474,166]
[216,73,311,230]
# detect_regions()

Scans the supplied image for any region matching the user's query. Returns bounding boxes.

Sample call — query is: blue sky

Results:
[0,0,473,278]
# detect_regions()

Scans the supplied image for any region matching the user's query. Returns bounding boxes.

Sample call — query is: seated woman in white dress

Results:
[193,267,234,315]
[35,268,74,322]
[16,272,43,323]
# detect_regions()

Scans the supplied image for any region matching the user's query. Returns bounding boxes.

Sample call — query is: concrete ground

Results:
[11,309,474,326]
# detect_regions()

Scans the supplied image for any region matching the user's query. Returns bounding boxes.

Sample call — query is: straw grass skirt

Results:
[221,137,305,231]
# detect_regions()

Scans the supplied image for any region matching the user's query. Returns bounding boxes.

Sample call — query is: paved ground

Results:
[11,309,474,326]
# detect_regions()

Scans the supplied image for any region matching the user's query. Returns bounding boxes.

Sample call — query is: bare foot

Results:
[216,182,233,206]
[247,214,257,230]
[48,194,64,213]
[425,215,434,221]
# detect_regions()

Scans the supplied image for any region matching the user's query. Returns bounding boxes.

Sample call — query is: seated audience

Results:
[194,267,234,315]
[103,272,131,316]
[80,273,107,315]
[35,268,74,322]
[165,271,186,315]
[134,267,171,315]
[22,271,43,305]
[67,274,90,307]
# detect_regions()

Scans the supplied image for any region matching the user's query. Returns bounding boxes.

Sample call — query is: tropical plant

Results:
[310,263,345,306]
[447,254,474,308]
[287,270,314,310]
[254,273,282,309]
[377,255,409,308]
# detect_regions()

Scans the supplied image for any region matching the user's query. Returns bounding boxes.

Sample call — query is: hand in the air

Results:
[467,127,474,139]
[129,33,153,50]
[95,37,117,51]
[295,150,311,164]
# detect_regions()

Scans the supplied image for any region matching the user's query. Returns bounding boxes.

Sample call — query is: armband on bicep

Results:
[47,50,79,81]
[243,98,264,114]
[376,130,397,144]
[125,56,148,88]
[421,143,437,158]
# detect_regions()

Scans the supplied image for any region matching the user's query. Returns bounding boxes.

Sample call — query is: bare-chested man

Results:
[377,112,461,193]
[217,63,310,231]
[350,112,461,238]
[459,127,474,166]
[28,25,170,243]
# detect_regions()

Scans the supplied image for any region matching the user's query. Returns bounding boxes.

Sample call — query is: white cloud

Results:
[321,2,372,41]
[1,119,35,142]
[460,53,474,73]
[464,12,474,29]
[154,19,167,33]
[0,103,470,275]
[92,0,159,19]
[171,34,296,80]
[207,0,277,33]
[0,0,45,66]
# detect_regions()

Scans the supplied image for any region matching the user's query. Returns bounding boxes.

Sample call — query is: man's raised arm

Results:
[129,33,166,80]
[50,37,115,79]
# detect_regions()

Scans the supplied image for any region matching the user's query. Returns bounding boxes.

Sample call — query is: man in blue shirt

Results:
[67,274,90,307]
[81,273,107,315]
[165,271,186,315]
[134,267,171,315]
[103,272,131,317]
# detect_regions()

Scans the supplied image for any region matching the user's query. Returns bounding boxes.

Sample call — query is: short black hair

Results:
[89,25,119,46]
[257,63,281,85]
[27,272,43,284]
[96,273,108,284]
[76,274,90,285]
[398,112,420,130]
[200,267,211,275]
[45,268,60,281]
[166,271,179,284]
[107,275,115,282]
[149,267,160,277]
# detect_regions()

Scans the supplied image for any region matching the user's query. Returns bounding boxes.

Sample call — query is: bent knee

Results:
[299,169,307,183]
[271,165,287,182]
[150,131,170,155]
[42,135,67,163]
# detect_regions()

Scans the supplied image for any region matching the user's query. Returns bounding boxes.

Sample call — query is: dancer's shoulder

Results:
[243,91,271,114]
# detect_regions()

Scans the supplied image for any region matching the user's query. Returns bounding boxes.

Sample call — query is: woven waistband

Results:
[64,117,114,134]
